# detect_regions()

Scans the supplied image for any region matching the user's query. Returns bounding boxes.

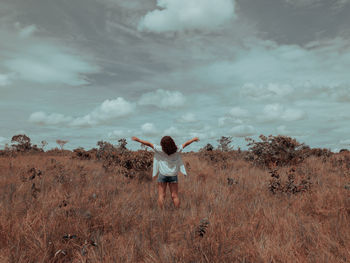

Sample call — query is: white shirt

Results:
[151,144,187,177]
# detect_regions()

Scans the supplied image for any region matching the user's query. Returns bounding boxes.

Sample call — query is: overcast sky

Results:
[1,0,350,151]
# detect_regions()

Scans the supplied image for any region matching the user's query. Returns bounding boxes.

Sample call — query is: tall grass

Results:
[0,152,349,262]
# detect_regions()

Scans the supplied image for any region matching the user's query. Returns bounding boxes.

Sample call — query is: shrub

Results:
[11,134,32,152]
[245,135,308,167]
[217,136,233,152]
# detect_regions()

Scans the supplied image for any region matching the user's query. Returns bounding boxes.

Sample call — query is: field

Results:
[0,138,350,262]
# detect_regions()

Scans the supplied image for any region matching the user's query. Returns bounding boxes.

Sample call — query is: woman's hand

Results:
[131,136,139,142]
[193,137,199,142]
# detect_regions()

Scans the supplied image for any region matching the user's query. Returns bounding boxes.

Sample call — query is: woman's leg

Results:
[169,183,180,208]
[157,182,167,209]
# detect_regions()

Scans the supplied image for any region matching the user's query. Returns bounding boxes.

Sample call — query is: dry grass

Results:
[0,151,349,262]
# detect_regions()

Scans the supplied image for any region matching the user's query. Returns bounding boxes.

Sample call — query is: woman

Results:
[131,136,199,208]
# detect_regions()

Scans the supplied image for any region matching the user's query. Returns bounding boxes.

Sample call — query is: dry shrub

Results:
[246,135,307,167]
[246,135,332,168]
[96,141,153,181]
[268,166,312,195]
[72,148,93,160]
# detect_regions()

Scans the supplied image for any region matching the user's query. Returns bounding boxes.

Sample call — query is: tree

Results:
[217,136,233,152]
[56,139,68,150]
[200,143,214,152]
[41,140,48,150]
[11,134,32,151]
[118,138,127,151]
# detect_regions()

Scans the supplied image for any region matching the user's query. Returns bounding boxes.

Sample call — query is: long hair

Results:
[160,136,177,155]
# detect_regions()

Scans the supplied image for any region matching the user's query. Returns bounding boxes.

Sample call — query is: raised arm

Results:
[182,137,199,149]
[131,136,154,148]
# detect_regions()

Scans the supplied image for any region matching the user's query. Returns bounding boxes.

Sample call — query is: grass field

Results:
[0,149,349,262]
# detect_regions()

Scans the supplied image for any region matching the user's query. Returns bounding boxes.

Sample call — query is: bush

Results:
[245,135,308,167]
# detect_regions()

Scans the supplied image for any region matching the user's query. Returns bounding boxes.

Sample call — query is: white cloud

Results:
[339,139,350,145]
[195,38,350,89]
[15,23,38,38]
[230,125,256,137]
[141,122,158,136]
[331,84,350,102]
[0,137,8,148]
[4,45,99,86]
[138,0,235,33]
[108,129,134,140]
[229,107,250,118]
[218,116,243,127]
[261,104,307,122]
[138,89,186,109]
[1,27,99,86]
[177,113,197,123]
[163,126,182,137]
[29,97,135,127]
[29,112,73,125]
[241,83,294,101]
[71,98,135,127]
[0,73,12,86]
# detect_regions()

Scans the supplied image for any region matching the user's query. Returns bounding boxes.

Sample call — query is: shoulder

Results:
[177,144,184,153]
[152,144,163,153]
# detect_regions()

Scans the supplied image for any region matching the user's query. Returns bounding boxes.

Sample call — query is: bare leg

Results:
[169,183,180,208]
[158,183,167,209]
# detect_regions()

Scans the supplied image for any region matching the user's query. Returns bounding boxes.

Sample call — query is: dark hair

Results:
[160,136,177,155]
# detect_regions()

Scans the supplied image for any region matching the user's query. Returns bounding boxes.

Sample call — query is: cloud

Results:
[14,23,38,38]
[163,126,182,137]
[332,0,350,9]
[0,26,100,86]
[141,122,158,136]
[29,97,135,127]
[229,107,250,118]
[0,73,12,86]
[230,125,256,137]
[284,0,350,9]
[108,129,134,140]
[331,84,350,102]
[177,113,197,123]
[241,83,294,101]
[195,38,350,89]
[339,139,350,145]
[29,112,73,125]
[138,0,235,33]
[138,89,186,109]
[284,0,322,7]
[261,104,307,122]
[70,98,135,127]
[0,137,8,148]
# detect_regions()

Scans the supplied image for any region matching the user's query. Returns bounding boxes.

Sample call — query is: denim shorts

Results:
[158,174,178,183]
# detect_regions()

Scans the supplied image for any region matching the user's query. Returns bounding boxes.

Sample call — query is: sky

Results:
[1,0,350,151]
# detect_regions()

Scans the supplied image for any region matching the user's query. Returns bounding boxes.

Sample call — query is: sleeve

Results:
[179,156,187,176]
[151,144,163,153]
[152,155,159,177]
[177,144,184,153]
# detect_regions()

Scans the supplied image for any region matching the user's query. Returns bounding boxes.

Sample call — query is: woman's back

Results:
[152,144,186,177]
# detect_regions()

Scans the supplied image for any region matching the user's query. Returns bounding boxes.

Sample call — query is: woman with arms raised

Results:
[132,136,199,209]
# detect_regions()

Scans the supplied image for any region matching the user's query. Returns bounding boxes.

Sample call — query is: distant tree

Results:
[41,140,48,150]
[118,138,127,150]
[11,134,32,151]
[200,143,214,152]
[217,136,233,152]
[56,139,68,150]
[140,143,146,150]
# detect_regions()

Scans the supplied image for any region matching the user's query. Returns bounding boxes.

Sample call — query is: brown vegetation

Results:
[0,135,349,262]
